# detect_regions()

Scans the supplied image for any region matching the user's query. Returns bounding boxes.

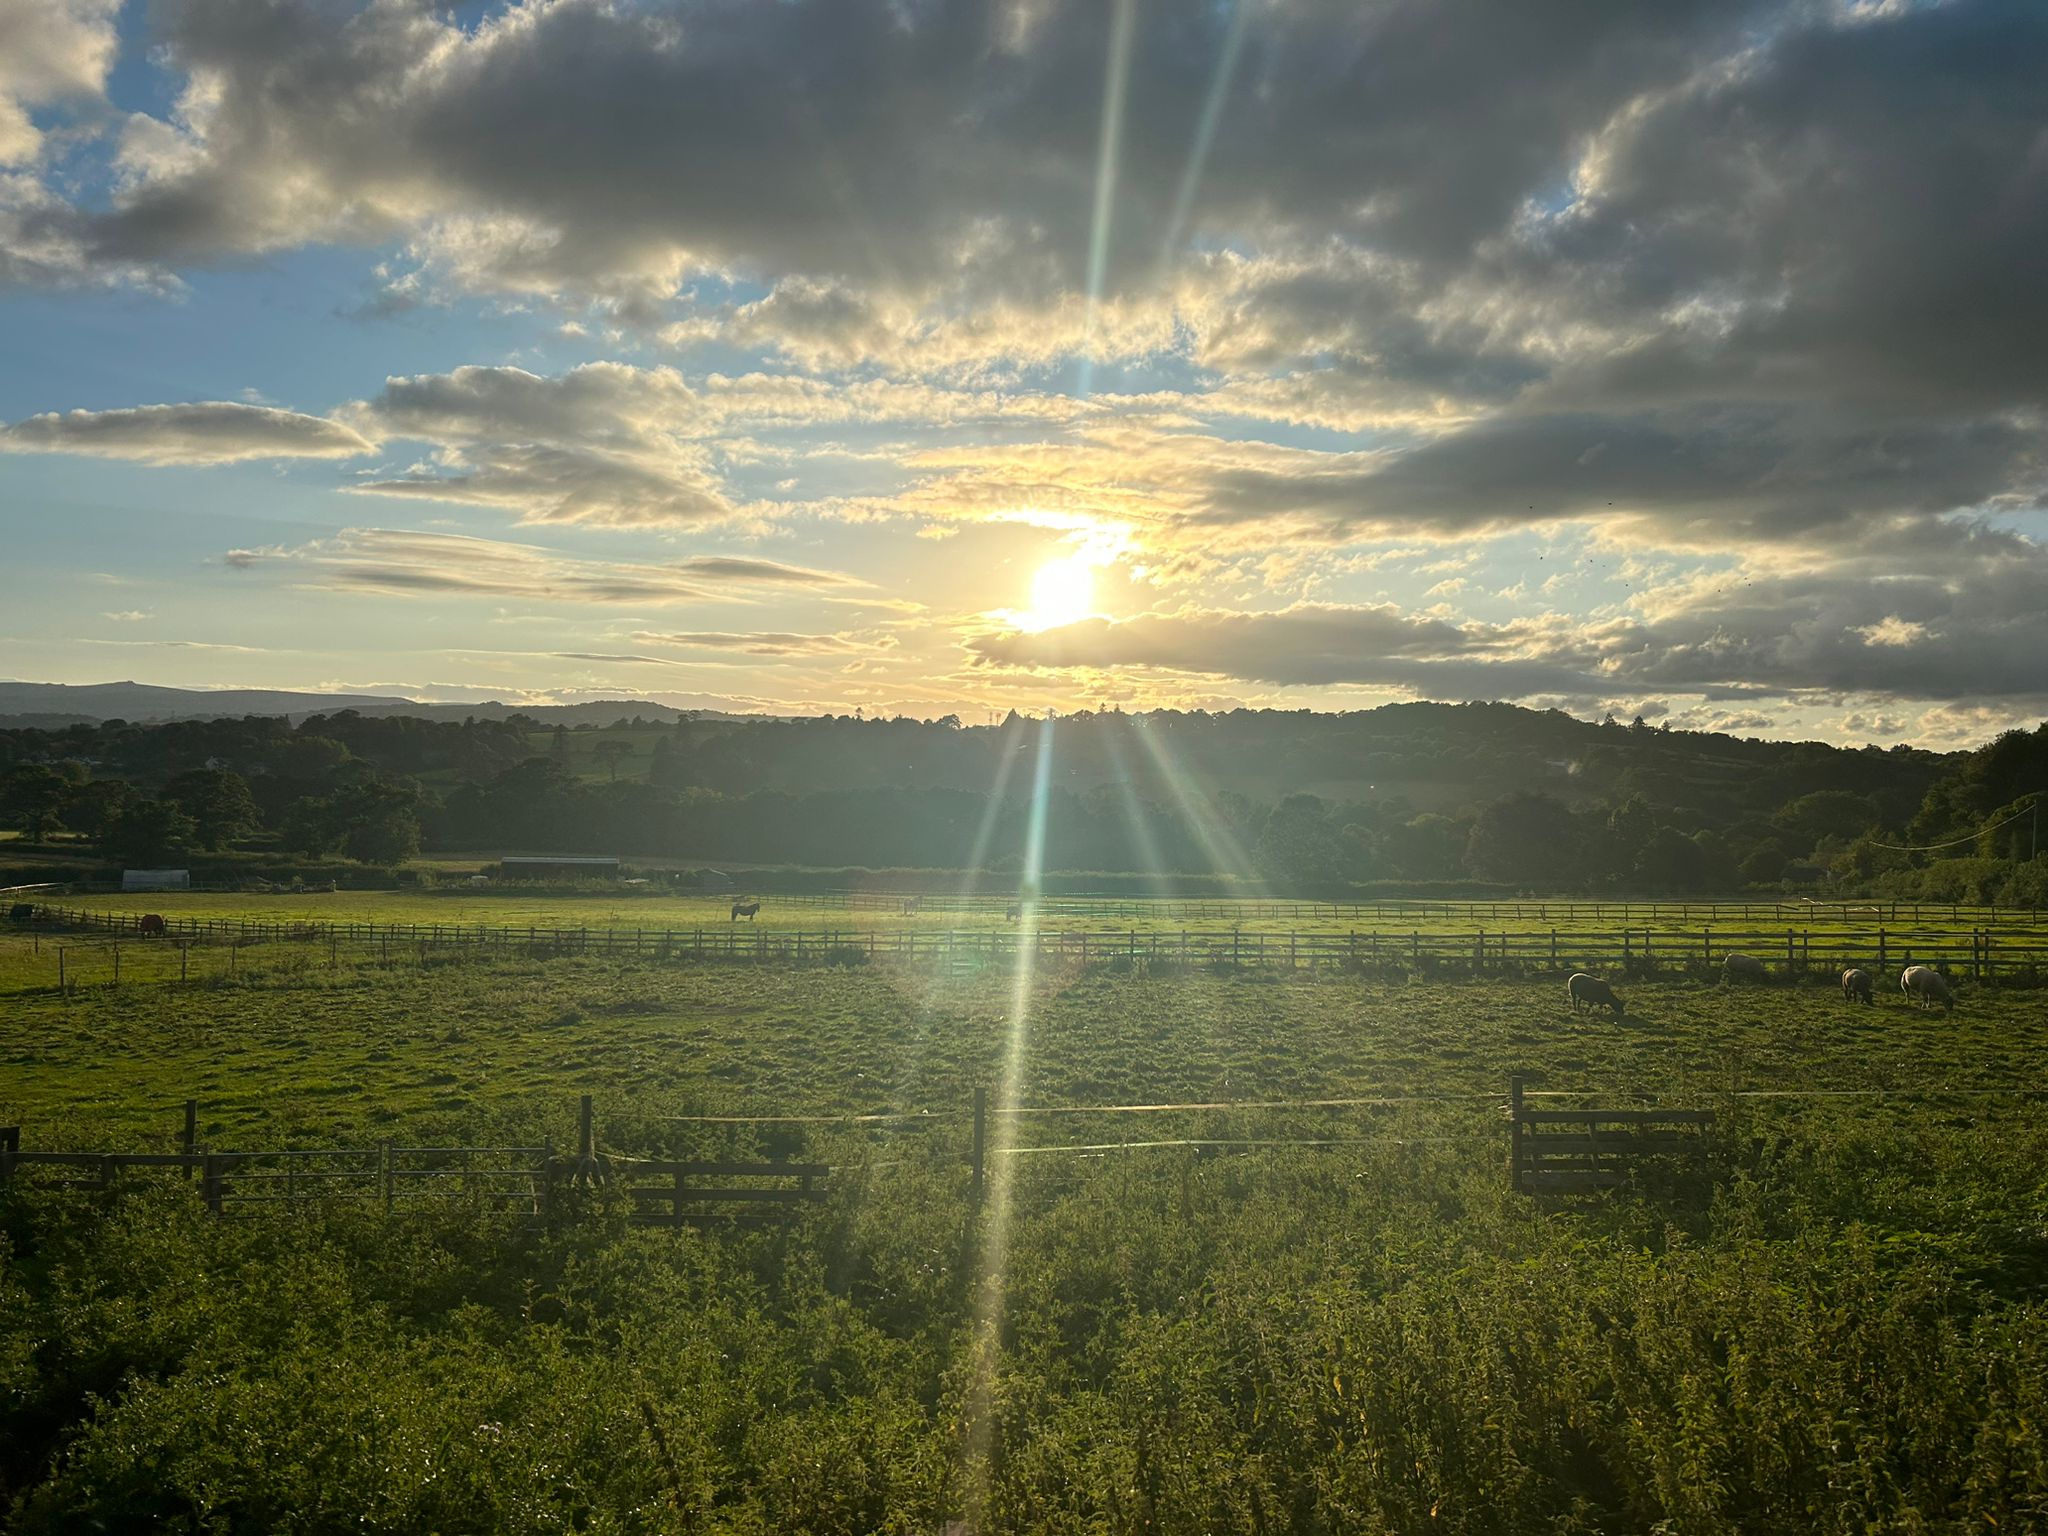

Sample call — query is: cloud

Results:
[970,517,2048,705]
[1,401,373,463]
[670,557,851,587]
[232,527,858,606]
[634,630,866,657]
[340,362,729,525]
[0,0,120,165]
[37,0,1746,304]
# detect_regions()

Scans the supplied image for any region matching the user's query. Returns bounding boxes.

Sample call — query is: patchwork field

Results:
[3,928,2046,1531]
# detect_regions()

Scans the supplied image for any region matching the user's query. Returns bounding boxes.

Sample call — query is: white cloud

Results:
[0,401,374,463]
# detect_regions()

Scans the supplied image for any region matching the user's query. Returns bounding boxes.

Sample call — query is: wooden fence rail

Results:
[7,1075,2029,1216]
[16,904,2048,982]
[0,1096,824,1223]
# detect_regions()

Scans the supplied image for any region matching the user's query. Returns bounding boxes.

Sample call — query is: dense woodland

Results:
[1,704,2044,901]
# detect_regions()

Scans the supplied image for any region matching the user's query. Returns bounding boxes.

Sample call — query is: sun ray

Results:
[1157,0,1251,274]
[1126,711,1268,894]
[960,714,1057,1529]
[1100,715,1176,897]
[1077,0,1139,398]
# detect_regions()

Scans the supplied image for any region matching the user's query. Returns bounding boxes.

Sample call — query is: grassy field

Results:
[38,886,2046,938]
[4,938,2046,1530]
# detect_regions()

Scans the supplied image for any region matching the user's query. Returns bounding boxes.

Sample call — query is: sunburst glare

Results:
[1023,556,1097,631]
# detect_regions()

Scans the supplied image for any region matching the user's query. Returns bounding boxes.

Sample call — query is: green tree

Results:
[332,781,422,864]
[280,796,342,857]
[164,768,262,851]
[1465,792,1583,887]
[1603,795,1658,883]
[0,764,72,843]
[1256,794,1343,885]
[62,778,134,840]
[101,798,196,866]
[1770,790,1881,853]
[593,737,634,783]
[1384,814,1467,881]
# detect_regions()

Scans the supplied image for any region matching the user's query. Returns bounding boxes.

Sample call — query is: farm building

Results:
[496,855,621,881]
[121,869,190,891]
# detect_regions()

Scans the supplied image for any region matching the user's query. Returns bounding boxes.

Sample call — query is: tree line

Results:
[1,705,2042,900]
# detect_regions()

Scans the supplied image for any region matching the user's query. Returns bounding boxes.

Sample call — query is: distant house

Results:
[497,855,621,881]
[122,869,190,891]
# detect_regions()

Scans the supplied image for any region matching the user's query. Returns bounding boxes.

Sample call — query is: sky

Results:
[0,0,2043,745]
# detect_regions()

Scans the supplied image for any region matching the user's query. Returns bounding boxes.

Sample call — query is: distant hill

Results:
[0,681,750,727]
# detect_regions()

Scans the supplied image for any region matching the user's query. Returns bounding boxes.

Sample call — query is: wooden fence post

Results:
[113,944,120,985]
[203,1153,223,1214]
[57,946,65,994]
[971,1086,987,1207]
[1878,928,1887,973]
[1508,1075,1526,1195]
[182,1099,197,1178]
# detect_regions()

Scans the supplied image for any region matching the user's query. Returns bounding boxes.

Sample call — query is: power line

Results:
[1867,793,2040,854]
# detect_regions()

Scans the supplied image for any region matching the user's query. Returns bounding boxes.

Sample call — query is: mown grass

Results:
[4,945,2046,1531]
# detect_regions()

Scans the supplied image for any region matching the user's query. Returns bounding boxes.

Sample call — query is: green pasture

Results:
[37,886,2045,941]
[6,939,2048,1531]
[5,934,2043,1150]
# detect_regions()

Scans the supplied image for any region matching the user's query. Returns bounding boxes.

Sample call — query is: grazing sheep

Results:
[1901,965,1954,1013]
[1840,967,1875,1004]
[1567,972,1625,1017]
[730,899,761,922]
[1722,952,1768,983]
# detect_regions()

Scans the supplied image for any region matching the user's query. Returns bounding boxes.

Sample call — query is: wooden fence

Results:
[748,892,2048,926]
[1508,1075,1714,1193]
[15,904,2048,981]
[7,1080,2039,1217]
[37,888,2046,926]
[0,1097,825,1226]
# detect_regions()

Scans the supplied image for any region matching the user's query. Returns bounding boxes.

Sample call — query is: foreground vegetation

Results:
[4,944,2046,1530]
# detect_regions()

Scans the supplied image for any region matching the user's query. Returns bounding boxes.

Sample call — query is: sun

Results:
[1023,557,1095,630]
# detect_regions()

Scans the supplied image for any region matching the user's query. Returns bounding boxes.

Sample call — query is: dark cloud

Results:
[1194,410,2045,544]
[46,0,1755,303]
[971,519,2048,703]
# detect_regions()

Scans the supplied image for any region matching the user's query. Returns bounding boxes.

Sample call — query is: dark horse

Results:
[731,900,761,922]
[139,914,167,938]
